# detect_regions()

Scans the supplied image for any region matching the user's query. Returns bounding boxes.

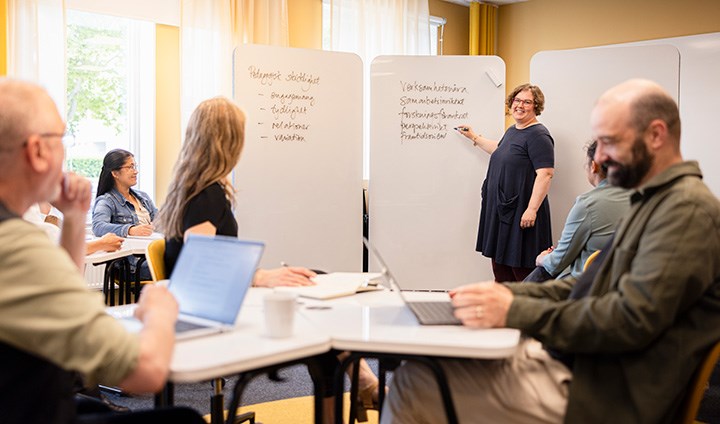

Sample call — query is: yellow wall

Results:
[155,24,180,206]
[498,0,720,95]
[1,0,7,75]
[429,0,468,55]
[288,0,322,49]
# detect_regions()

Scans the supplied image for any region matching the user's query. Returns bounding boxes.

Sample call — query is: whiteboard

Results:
[369,55,506,290]
[616,32,720,198]
[531,45,680,245]
[232,45,364,271]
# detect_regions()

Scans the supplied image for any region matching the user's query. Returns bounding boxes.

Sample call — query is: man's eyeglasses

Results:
[38,132,73,148]
[512,98,534,106]
[0,131,69,153]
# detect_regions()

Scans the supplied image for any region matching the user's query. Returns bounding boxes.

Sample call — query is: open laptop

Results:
[363,238,461,325]
[109,234,264,339]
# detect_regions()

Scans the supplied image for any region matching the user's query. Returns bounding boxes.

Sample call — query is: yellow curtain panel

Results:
[469,2,497,56]
[1,0,7,75]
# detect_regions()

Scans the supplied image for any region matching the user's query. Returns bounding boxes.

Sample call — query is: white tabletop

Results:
[84,236,156,264]
[296,289,520,359]
[161,286,519,384]
[169,304,331,382]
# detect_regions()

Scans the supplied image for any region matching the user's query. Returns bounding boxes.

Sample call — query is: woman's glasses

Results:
[512,98,534,106]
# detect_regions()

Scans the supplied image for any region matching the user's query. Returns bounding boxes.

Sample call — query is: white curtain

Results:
[7,0,66,115]
[180,0,289,130]
[324,0,430,177]
[325,0,431,58]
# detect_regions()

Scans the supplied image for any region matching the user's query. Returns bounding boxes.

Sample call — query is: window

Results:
[430,16,447,56]
[64,10,156,200]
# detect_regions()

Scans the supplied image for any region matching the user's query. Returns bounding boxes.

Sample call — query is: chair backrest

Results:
[583,250,601,272]
[146,238,167,281]
[678,340,720,424]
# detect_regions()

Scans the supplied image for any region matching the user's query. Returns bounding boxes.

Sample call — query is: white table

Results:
[86,236,157,304]
[295,288,521,424]
[169,304,331,382]
[155,295,331,424]
[153,287,521,424]
[298,289,519,359]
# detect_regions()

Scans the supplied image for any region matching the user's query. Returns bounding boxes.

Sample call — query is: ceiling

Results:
[441,0,528,6]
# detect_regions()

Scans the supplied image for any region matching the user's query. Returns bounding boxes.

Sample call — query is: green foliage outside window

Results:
[66,22,126,137]
[67,158,103,178]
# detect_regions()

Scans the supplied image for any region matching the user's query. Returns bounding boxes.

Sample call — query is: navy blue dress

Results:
[476,124,554,268]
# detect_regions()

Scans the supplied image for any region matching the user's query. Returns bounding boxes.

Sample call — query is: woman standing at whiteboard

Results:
[458,83,555,282]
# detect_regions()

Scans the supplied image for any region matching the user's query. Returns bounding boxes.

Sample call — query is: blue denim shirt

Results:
[92,188,158,237]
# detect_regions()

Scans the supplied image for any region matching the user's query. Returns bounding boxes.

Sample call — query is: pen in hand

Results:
[454,127,469,132]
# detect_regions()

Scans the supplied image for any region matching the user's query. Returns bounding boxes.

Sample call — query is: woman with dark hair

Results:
[92,149,157,238]
[457,83,555,282]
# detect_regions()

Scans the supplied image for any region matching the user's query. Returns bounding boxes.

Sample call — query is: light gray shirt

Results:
[541,179,630,279]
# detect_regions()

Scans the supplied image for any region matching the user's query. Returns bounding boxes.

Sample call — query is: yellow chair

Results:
[145,238,167,281]
[678,341,720,424]
[583,250,601,271]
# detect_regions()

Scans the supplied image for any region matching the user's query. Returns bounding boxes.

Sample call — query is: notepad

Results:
[275,272,383,300]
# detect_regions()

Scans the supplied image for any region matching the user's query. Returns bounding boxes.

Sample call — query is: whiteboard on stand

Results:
[232,44,364,272]
[369,55,506,290]
[531,44,680,245]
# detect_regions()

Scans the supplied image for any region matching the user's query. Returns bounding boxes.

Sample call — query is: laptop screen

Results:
[169,235,264,325]
[363,237,404,293]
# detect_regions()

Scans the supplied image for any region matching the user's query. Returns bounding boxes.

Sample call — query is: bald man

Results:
[382,79,720,423]
[0,78,187,423]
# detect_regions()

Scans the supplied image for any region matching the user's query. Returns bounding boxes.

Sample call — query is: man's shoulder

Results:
[0,218,61,247]
[673,174,720,214]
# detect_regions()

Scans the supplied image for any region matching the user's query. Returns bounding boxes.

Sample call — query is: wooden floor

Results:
[207,393,379,424]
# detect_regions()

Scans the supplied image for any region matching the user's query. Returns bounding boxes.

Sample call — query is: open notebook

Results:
[274,272,383,300]
[108,235,264,339]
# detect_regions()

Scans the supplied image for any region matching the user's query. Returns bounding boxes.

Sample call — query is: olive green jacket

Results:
[506,161,720,423]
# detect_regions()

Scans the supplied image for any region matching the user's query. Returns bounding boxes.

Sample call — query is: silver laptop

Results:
[110,235,264,339]
[363,238,461,326]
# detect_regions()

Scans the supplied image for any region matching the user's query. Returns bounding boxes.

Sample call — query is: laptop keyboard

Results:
[175,320,208,333]
[409,301,462,325]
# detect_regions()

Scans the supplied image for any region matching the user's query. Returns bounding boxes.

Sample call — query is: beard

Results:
[605,136,654,189]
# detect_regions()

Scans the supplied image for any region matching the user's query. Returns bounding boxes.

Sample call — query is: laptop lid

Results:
[169,235,264,325]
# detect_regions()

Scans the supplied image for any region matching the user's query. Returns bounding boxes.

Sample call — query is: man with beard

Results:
[380,79,720,423]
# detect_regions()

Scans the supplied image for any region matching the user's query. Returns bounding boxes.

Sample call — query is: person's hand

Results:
[449,282,514,328]
[52,172,91,220]
[254,267,317,287]
[96,233,124,252]
[134,284,178,323]
[455,125,481,145]
[128,224,154,236]
[520,208,537,229]
[535,247,553,266]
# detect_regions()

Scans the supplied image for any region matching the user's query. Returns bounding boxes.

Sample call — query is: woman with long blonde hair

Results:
[157,97,315,286]
[157,97,382,422]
